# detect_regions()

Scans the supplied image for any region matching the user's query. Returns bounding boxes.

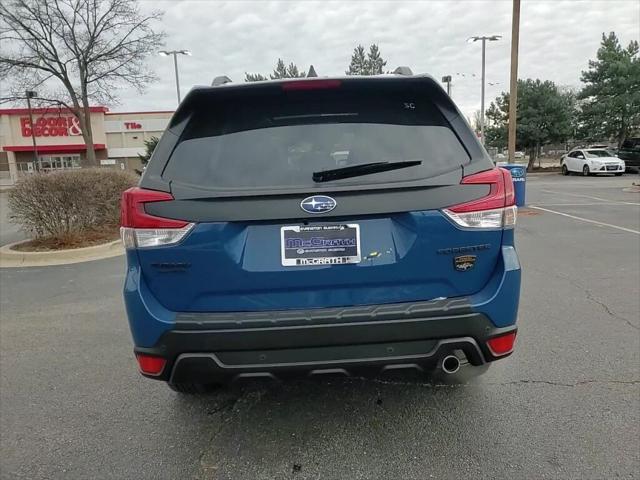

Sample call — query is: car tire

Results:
[582,165,590,176]
[562,164,569,176]
[168,382,221,394]
[615,172,623,176]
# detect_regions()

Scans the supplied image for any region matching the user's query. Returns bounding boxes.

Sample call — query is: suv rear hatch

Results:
[129,76,511,312]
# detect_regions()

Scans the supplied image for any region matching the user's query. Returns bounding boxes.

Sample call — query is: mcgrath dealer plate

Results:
[281,224,361,266]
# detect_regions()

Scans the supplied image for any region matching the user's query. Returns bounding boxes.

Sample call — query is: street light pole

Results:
[441,75,452,96]
[158,49,192,105]
[173,52,181,103]
[25,90,38,166]
[468,35,502,145]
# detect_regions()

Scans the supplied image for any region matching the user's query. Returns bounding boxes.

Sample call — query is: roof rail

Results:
[211,75,232,86]
[392,66,413,76]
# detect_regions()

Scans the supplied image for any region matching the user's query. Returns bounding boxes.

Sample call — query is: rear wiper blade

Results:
[313,160,422,183]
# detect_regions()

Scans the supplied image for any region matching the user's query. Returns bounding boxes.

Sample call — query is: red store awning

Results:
[3,144,106,153]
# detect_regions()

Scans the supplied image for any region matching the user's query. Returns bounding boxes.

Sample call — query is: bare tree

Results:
[0,0,165,165]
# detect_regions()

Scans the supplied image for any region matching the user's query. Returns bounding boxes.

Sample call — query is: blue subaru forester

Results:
[121,72,520,393]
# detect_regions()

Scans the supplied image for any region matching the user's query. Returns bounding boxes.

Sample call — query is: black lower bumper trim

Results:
[135,308,516,383]
[168,337,487,384]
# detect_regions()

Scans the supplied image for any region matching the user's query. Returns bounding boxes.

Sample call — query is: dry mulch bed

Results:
[11,227,120,252]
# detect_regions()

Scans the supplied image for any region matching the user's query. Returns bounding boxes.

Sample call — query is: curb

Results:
[0,239,124,268]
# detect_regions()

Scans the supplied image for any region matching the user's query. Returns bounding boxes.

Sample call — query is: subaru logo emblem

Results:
[510,167,525,178]
[300,195,337,214]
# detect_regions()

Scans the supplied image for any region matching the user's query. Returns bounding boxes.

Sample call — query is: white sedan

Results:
[561,149,625,176]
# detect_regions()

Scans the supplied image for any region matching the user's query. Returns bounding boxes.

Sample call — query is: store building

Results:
[0,106,173,185]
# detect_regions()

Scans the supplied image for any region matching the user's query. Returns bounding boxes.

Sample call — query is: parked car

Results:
[561,144,616,164]
[121,73,521,393]
[561,148,625,176]
[617,137,640,173]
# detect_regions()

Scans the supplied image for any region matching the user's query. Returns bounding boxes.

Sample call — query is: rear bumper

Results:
[126,245,521,383]
[136,311,516,382]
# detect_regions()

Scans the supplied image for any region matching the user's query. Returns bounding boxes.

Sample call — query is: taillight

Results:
[135,353,166,376]
[120,187,194,249]
[442,168,517,229]
[486,331,517,357]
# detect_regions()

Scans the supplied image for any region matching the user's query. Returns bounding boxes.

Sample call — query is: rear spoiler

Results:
[140,73,491,193]
[210,65,414,87]
[175,72,443,131]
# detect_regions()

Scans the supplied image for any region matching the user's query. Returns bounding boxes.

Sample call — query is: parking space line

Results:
[529,206,640,235]
[533,202,635,207]
[540,190,640,205]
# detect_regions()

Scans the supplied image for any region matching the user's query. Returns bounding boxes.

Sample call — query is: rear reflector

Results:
[442,168,517,229]
[281,79,342,91]
[135,354,166,376]
[120,187,194,249]
[486,331,517,357]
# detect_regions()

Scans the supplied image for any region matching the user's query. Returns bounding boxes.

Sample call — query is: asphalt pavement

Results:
[1,174,639,479]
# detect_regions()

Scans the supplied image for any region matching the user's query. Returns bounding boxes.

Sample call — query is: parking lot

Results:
[1,174,638,479]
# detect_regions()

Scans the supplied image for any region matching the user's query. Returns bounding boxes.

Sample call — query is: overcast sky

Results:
[119,0,640,119]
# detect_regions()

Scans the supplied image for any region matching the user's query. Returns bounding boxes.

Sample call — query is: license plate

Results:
[281,224,361,266]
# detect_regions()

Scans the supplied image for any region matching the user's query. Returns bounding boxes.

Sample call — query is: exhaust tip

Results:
[441,355,461,374]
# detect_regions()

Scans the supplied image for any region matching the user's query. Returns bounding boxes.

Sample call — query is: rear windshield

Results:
[163,87,470,192]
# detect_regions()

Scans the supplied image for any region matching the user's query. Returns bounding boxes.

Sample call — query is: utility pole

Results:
[508,0,521,163]
[481,39,486,143]
[25,90,38,167]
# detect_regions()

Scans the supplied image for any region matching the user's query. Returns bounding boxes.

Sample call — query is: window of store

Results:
[37,155,81,172]
[17,162,35,173]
